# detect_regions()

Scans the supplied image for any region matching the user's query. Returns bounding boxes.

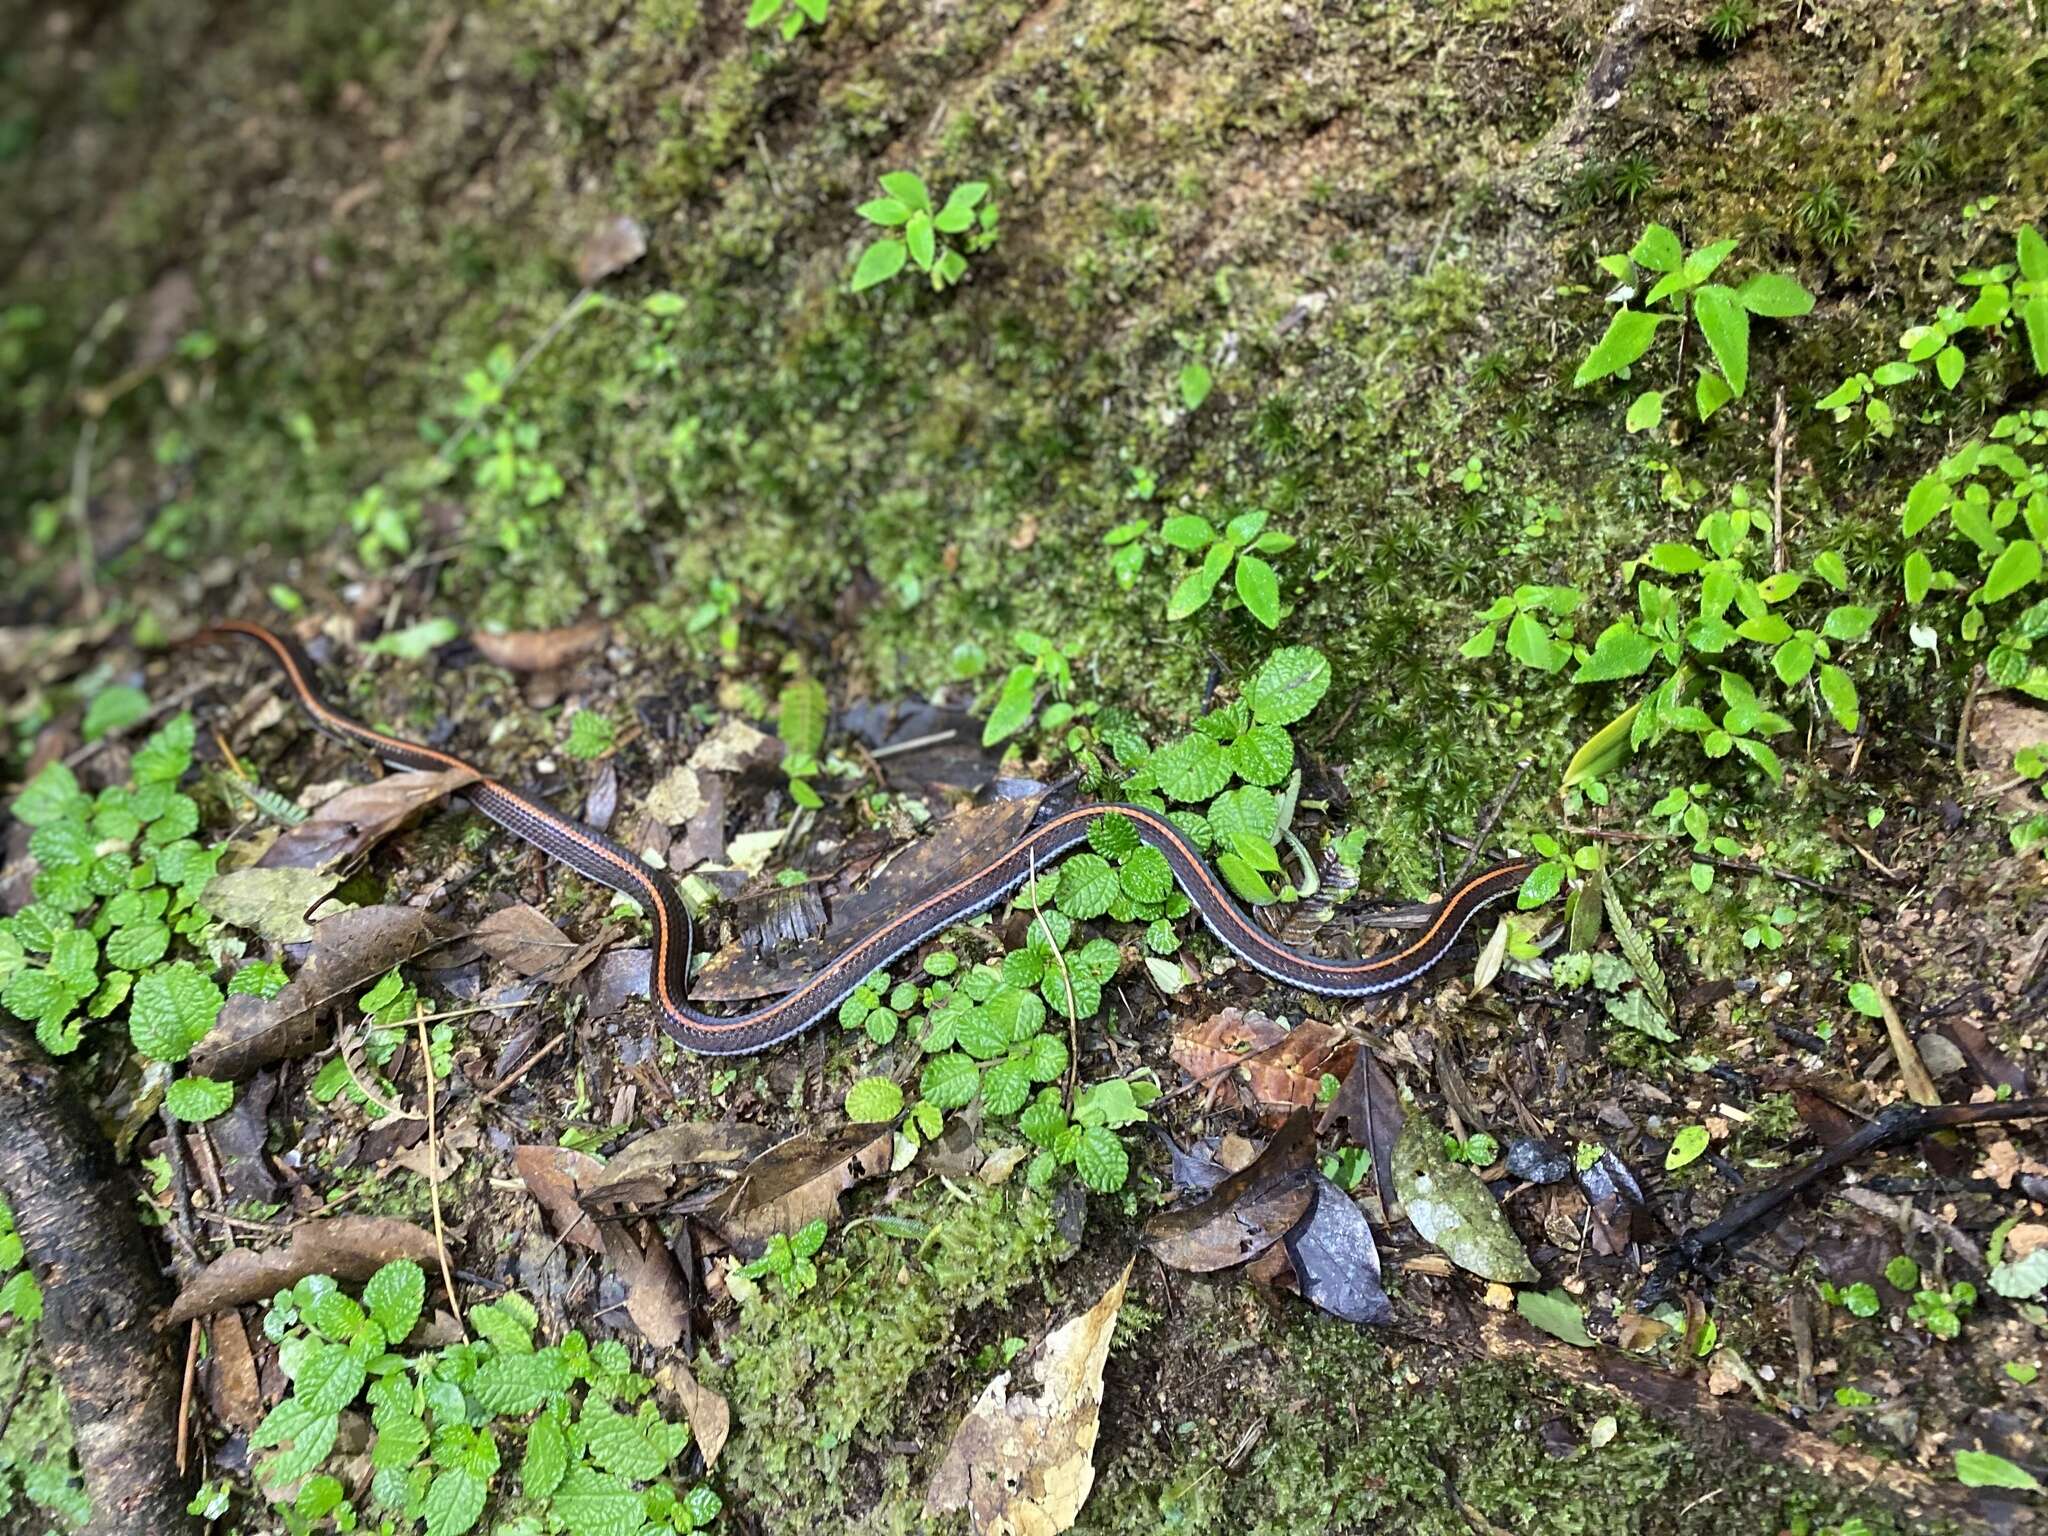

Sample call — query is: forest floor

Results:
[2,0,2047,1532]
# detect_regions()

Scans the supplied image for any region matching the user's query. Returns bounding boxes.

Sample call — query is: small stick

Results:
[1769,387,1789,575]
[416,1007,466,1340]
[175,1319,199,1476]
[477,1031,568,1106]
[1451,757,1531,889]
[869,729,958,761]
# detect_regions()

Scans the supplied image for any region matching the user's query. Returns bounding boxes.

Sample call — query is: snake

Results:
[193,620,1533,1056]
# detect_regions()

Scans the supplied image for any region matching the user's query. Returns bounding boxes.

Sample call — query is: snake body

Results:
[196,621,1531,1056]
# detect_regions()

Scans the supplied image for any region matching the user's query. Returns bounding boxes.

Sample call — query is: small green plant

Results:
[980,630,1093,748]
[1798,183,1864,252]
[348,485,416,567]
[739,1220,829,1297]
[562,709,618,760]
[1819,1280,1881,1317]
[1156,507,1297,628]
[686,577,743,659]
[777,677,828,810]
[1907,1279,1976,1340]
[1017,1077,1161,1193]
[1701,0,1757,45]
[850,173,998,293]
[1575,225,1813,424]
[1607,155,1658,205]
[745,0,825,40]
[254,1260,721,1534]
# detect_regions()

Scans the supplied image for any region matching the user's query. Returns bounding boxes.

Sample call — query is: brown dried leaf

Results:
[579,1122,778,1209]
[926,1258,1132,1536]
[471,622,608,673]
[1145,1110,1317,1273]
[258,767,482,873]
[656,1357,730,1470]
[475,904,581,979]
[1170,1009,1355,1125]
[511,1144,605,1253]
[577,215,648,286]
[205,1311,264,1432]
[695,796,1042,1000]
[600,1218,689,1349]
[705,1124,893,1258]
[164,1217,440,1326]
[1323,1049,1405,1215]
[190,906,461,1079]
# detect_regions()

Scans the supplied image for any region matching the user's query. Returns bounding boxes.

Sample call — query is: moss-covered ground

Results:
[4,0,2046,1530]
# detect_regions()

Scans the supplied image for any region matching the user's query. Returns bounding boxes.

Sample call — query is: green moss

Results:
[706,1186,1070,1528]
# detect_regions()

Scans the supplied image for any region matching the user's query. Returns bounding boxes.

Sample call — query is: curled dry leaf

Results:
[655,1357,730,1470]
[1170,1008,1356,1125]
[1391,1115,1538,1284]
[695,795,1042,1000]
[600,1218,689,1350]
[200,866,342,942]
[164,1216,440,1326]
[705,1123,894,1259]
[471,621,608,674]
[475,903,585,980]
[926,1258,1133,1536]
[511,1144,606,1253]
[578,1121,778,1209]
[1145,1109,1316,1273]
[257,766,482,873]
[190,906,461,1079]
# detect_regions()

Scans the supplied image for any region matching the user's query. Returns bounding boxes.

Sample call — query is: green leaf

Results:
[1165,563,1221,621]
[472,1350,573,1416]
[563,710,615,759]
[1903,473,1947,536]
[1087,812,1140,860]
[1903,550,1935,605]
[856,196,910,227]
[367,620,457,661]
[106,920,170,970]
[1118,844,1173,905]
[981,1058,1032,1117]
[1773,634,1816,685]
[844,1076,904,1123]
[1955,1451,2042,1493]
[82,686,151,742]
[1628,224,1682,273]
[1695,368,1734,420]
[1070,1126,1129,1192]
[1574,623,1656,683]
[1735,272,1814,317]
[777,678,828,758]
[253,1398,339,1486]
[1056,853,1120,920]
[1666,1124,1710,1169]
[981,665,1039,748]
[1517,1288,1595,1347]
[1159,514,1216,551]
[523,1413,568,1499]
[1178,364,1213,410]
[583,1399,684,1481]
[553,1465,644,1534]
[1148,733,1232,802]
[745,0,783,26]
[878,171,929,212]
[1982,539,2041,605]
[1206,785,1278,849]
[1817,664,1860,732]
[132,714,195,785]
[1215,852,1275,905]
[363,1260,425,1342]
[920,1052,980,1110]
[1821,604,1876,641]
[294,1340,368,1414]
[166,1077,234,1123]
[11,761,85,827]
[1573,311,1664,387]
[1234,555,1281,628]
[129,962,223,1064]
[421,1464,489,1536]
[1228,723,1293,786]
[1244,645,1331,726]
[851,238,908,292]
[1624,390,1664,433]
[1692,284,1750,396]
[904,211,936,271]
[1506,612,1563,672]
[1936,344,1966,389]
[2025,294,2048,376]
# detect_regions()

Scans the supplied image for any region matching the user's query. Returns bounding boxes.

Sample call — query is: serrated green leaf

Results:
[844,1076,904,1123]
[1693,284,1750,396]
[363,1260,425,1342]
[1055,853,1119,920]
[472,1350,572,1416]
[166,1076,234,1122]
[777,678,828,758]
[128,961,222,1064]
[1244,646,1331,726]
[1070,1126,1128,1191]
[1148,733,1231,802]
[421,1464,489,1536]
[920,1052,980,1110]
[1574,310,1664,387]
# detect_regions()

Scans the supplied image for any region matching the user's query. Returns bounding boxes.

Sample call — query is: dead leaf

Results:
[695,796,1041,1000]
[512,1145,605,1253]
[687,719,780,776]
[579,1121,778,1209]
[1322,1049,1405,1216]
[600,1218,689,1349]
[257,767,481,872]
[1392,1115,1538,1284]
[656,1357,730,1469]
[205,1311,264,1432]
[926,1258,1132,1536]
[1171,1008,1355,1125]
[1280,1173,1393,1324]
[705,1124,893,1258]
[190,906,461,1079]
[1862,954,1940,1108]
[199,866,343,942]
[472,622,608,673]
[644,765,707,827]
[164,1217,440,1326]
[1145,1110,1316,1273]
[476,904,582,979]
[577,215,648,286]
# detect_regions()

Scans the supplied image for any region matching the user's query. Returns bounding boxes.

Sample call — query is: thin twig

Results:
[416,1007,465,1340]
[1452,757,1532,889]
[1769,387,1789,575]
[175,1320,199,1476]
[477,1031,568,1106]
[868,729,959,761]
